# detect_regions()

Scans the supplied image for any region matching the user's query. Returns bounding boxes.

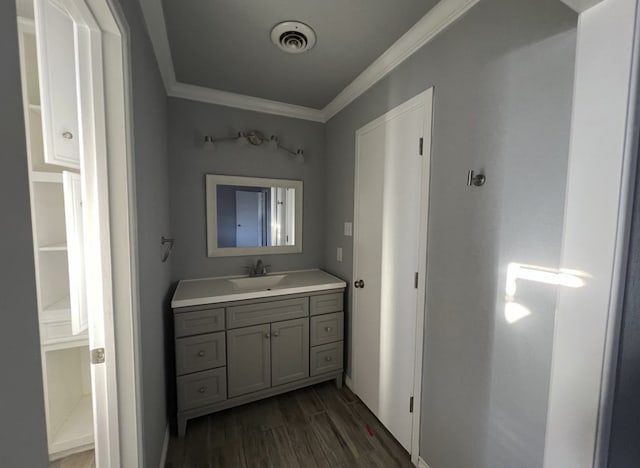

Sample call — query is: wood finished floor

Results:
[166,381,414,467]
[49,450,95,468]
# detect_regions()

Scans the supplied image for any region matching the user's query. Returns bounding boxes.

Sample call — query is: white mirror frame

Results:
[206,174,303,257]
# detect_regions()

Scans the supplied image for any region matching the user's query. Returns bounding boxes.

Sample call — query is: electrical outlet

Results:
[344,222,353,237]
[337,247,343,262]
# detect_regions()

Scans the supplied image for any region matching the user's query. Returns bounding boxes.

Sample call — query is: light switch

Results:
[337,247,343,262]
[344,222,353,237]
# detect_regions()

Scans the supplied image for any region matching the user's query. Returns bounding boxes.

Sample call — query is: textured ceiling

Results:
[162,0,439,109]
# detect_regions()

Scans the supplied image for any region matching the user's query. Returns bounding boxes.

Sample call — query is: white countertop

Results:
[171,269,346,308]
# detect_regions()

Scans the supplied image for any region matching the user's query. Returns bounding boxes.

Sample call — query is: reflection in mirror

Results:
[206,175,303,257]
[216,184,296,248]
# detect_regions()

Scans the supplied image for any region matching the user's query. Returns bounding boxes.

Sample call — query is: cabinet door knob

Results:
[62,131,73,140]
[325,356,333,362]
[273,331,280,337]
[325,327,332,332]
[198,350,205,357]
[198,386,207,394]
[354,279,365,288]
[265,333,270,339]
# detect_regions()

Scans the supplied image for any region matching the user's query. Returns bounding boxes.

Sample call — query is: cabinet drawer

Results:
[177,367,227,411]
[226,297,309,329]
[176,332,226,376]
[310,342,343,376]
[310,292,343,316]
[310,312,344,346]
[174,308,224,338]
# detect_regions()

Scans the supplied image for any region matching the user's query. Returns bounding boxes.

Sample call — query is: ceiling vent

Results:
[271,21,316,54]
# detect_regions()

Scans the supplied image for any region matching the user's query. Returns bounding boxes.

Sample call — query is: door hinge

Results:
[419,137,424,155]
[91,348,105,364]
[409,396,414,413]
[414,272,419,289]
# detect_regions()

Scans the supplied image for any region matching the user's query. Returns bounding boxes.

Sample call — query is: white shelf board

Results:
[45,296,70,313]
[39,243,67,252]
[42,335,89,352]
[32,171,63,183]
[49,395,94,456]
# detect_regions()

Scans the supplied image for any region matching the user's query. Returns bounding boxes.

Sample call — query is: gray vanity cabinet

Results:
[227,324,271,397]
[173,288,345,436]
[271,317,309,386]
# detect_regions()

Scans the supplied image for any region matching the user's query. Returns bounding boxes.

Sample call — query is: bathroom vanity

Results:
[171,269,346,436]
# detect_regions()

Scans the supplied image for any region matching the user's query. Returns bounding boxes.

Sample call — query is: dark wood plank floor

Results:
[166,381,414,467]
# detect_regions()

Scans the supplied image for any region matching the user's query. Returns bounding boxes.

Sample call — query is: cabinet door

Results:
[34,0,81,168]
[227,324,271,397]
[63,171,87,334]
[271,318,309,387]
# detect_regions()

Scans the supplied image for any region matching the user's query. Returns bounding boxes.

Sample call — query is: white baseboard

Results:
[344,373,353,390]
[418,457,432,468]
[158,425,169,468]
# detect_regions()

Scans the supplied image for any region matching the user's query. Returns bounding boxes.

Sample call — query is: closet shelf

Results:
[49,395,94,455]
[44,296,70,314]
[39,243,67,252]
[32,171,63,183]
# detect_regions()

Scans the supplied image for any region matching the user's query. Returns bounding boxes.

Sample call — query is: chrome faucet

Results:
[248,259,269,277]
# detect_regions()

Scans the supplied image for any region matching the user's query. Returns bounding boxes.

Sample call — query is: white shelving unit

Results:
[17,17,93,460]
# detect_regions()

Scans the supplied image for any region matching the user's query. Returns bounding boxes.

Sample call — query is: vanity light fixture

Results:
[203,130,304,161]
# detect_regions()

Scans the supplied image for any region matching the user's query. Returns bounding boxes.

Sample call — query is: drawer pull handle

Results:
[62,131,73,140]
[325,356,333,362]
[325,327,332,332]
[265,333,270,339]
[198,350,206,357]
[198,386,207,394]
[273,331,280,337]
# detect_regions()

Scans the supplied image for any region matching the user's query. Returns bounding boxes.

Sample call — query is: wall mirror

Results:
[206,174,303,257]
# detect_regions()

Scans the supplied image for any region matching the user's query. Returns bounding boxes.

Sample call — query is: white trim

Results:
[322,0,478,120]
[344,373,353,390]
[352,89,433,465]
[543,1,639,467]
[136,0,176,91]
[137,0,479,122]
[170,82,326,122]
[559,0,604,13]
[96,0,145,465]
[158,425,169,468]
[418,457,432,468]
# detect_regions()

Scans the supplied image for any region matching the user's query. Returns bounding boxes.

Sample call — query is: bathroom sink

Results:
[228,274,287,291]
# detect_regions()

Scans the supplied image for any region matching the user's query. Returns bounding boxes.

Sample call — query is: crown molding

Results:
[139,0,481,123]
[138,0,176,91]
[169,82,326,122]
[322,0,481,120]
[558,0,603,12]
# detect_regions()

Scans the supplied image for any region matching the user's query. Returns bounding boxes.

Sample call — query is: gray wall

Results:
[608,135,640,468]
[323,0,577,467]
[0,1,49,466]
[117,0,172,466]
[168,98,325,281]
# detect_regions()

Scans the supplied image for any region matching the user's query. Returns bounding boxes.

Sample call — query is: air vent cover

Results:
[271,21,316,54]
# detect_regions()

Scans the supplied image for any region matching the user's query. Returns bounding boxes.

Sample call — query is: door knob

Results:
[354,279,365,289]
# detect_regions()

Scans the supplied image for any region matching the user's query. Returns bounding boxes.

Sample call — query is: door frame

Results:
[38,0,143,465]
[352,88,433,464]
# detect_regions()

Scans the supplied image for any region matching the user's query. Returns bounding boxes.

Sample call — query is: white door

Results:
[34,0,81,169]
[353,89,432,455]
[236,190,264,247]
[63,171,88,335]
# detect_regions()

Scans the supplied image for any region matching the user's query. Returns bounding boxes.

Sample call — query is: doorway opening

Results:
[15,0,141,465]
